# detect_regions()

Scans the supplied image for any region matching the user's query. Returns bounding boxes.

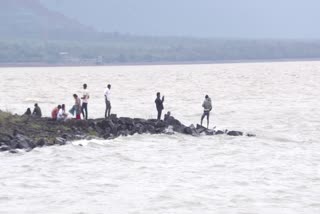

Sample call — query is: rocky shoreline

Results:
[0,110,254,153]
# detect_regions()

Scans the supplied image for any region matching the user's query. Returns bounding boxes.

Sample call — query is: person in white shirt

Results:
[81,83,90,120]
[104,84,111,118]
[57,104,68,121]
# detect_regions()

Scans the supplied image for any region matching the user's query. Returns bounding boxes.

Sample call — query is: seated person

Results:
[32,103,42,117]
[23,108,31,116]
[51,105,61,120]
[57,104,68,121]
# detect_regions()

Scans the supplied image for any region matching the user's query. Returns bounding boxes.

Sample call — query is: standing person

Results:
[51,105,61,120]
[104,84,111,118]
[200,95,212,128]
[69,94,81,120]
[155,92,164,120]
[32,103,42,117]
[81,83,89,120]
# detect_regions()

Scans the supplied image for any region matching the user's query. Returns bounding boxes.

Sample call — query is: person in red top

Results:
[51,105,61,120]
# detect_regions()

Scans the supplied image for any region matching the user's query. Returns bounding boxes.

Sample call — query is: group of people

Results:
[23,83,213,128]
[23,103,42,118]
[154,92,213,128]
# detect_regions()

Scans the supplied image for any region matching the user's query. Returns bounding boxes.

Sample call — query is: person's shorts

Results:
[105,99,111,108]
[203,111,210,117]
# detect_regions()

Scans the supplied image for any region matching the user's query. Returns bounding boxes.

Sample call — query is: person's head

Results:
[34,103,38,107]
[167,111,171,116]
[62,104,65,110]
[27,108,31,112]
[205,95,209,99]
[73,94,78,99]
[107,84,111,89]
[58,105,62,109]
[83,84,87,89]
[157,92,160,97]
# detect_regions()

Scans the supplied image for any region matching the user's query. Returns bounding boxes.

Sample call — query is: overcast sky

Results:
[42,0,319,39]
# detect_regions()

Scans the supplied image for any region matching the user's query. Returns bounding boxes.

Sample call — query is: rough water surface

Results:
[0,61,320,213]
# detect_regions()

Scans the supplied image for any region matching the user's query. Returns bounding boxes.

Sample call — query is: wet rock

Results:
[246,133,256,137]
[227,131,243,136]
[0,110,254,153]
[55,137,67,145]
[36,139,46,147]
[133,118,147,124]
[45,140,56,146]
[155,120,166,128]
[16,134,35,149]
[184,126,193,135]
[0,145,10,151]
[205,129,215,135]
[9,149,19,154]
[0,133,13,143]
[119,117,134,126]
[196,124,207,134]
[146,124,156,134]
[110,114,117,120]
[164,126,175,135]
[215,130,225,135]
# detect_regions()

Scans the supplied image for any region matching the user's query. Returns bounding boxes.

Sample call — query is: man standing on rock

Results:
[81,83,89,120]
[200,95,212,128]
[104,84,111,118]
[155,92,164,120]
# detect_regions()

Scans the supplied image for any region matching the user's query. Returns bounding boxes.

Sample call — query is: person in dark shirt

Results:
[24,108,31,116]
[155,92,164,120]
[32,103,42,117]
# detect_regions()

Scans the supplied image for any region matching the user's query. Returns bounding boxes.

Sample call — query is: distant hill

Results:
[0,0,96,40]
[1,0,320,66]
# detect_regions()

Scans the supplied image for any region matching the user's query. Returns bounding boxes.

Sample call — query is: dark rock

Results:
[16,134,35,149]
[110,114,117,120]
[155,120,166,128]
[246,133,256,137]
[205,129,215,135]
[0,110,254,153]
[133,118,147,124]
[0,133,13,143]
[45,140,56,146]
[215,130,225,135]
[146,124,156,134]
[36,139,46,147]
[227,131,243,136]
[184,126,193,135]
[119,117,134,126]
[0,145,10,151]
[196,124,207,133]
[9,150,18,154]
[55,137,67,145]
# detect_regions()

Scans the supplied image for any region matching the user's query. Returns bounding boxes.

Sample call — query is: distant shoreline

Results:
[1,58,320,68]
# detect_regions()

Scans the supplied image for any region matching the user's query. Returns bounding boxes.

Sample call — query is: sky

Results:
[42,0,320,39]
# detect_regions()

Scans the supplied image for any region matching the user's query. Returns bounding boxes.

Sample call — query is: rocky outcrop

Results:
[0,111,255,153]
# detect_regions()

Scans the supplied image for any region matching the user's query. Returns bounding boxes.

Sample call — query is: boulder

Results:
[36,139,46,147]
[55,137,67,145]
[215,130,225,135]
[16,134,35,149]
[227,131,243,136]
[119,117,134,126]
[196,124,207,133]
[0,145,10,151]
[205,129,215,135]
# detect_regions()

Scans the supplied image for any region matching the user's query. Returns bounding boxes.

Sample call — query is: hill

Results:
[0,0,95,40]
